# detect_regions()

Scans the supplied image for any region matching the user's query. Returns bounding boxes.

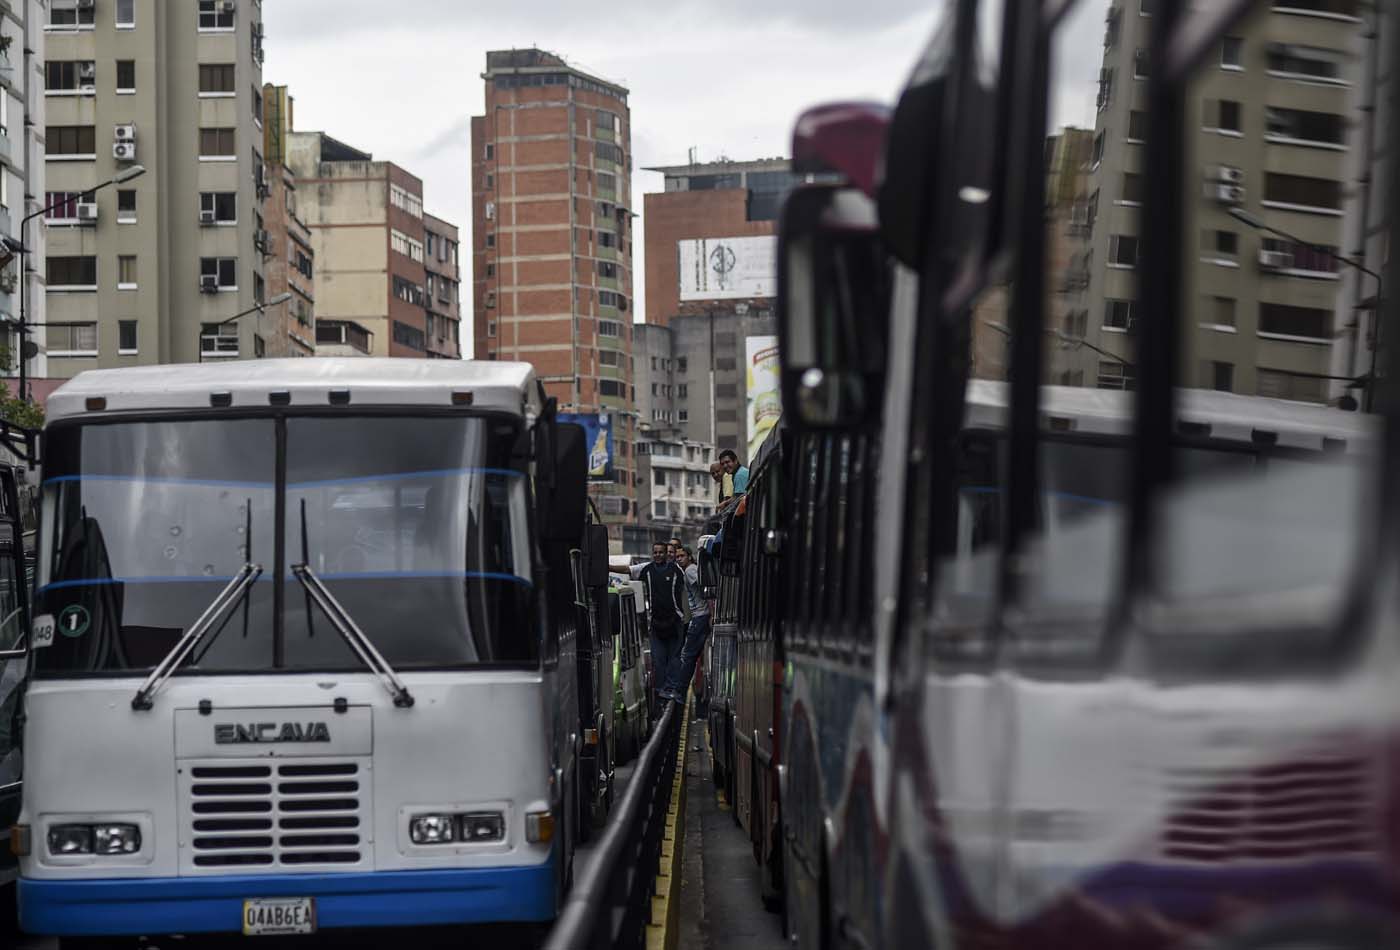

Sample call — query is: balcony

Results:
[315,319,372,356]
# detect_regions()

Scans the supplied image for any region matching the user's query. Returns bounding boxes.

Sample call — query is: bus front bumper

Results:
[19,863,556,936]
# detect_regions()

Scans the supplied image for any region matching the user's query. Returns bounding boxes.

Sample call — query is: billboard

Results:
[745,336,781,459]
[558,412,614,482]
[678,235,777,301]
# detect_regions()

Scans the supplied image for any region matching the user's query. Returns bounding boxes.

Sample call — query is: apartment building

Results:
[423,212,461,359]
[471,48,637,542]
[256,83,312,358]
[42,0,267,373]
[286,130,428,358]
[0,2,46,386]
[1067,0,1369,401]
[632,435,717,553]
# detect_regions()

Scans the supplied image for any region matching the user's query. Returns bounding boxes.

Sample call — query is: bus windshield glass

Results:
[34,414,535,677]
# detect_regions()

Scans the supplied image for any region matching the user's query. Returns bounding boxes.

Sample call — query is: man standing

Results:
[665,546,710,703]
[717,449,749,512]
[630,541,689,704]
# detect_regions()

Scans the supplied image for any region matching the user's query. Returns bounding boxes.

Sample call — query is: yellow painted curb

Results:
[646,693,691,950]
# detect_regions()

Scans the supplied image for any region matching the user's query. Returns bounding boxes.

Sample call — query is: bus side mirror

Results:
[542,421,587,542]
[777,184,889,429]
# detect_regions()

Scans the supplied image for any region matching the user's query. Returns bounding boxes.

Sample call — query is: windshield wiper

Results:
[131,561,263,710]
[290,562,415,708]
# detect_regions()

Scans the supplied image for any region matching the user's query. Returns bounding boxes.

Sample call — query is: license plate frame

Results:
[242,897,316,936]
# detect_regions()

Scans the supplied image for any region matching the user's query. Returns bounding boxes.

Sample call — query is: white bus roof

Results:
[46,358,542,423]
[965,379,1376,450]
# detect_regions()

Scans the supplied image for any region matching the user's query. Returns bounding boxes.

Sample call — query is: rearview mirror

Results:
[777,184,890,429]
[542,421,587,542]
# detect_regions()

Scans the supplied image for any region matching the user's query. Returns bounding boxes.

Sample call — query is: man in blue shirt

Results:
[718,449,749,509]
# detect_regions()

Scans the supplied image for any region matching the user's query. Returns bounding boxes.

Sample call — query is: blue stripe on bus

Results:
[19,862,557,935]
[36,571,532,595]
[43,468,524,490]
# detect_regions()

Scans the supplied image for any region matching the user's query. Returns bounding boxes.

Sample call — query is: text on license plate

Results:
[243,897,316,935]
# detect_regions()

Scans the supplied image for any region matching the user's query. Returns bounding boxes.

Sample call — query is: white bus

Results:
[11,359,594,944]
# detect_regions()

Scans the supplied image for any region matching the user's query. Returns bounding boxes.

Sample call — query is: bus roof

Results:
[46,358,542,423]
[965,380,1376,450]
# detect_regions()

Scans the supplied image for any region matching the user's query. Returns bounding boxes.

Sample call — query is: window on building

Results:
[1204,99,1243,133]
[1103,299,1134,330]
[1259,302,1330,339]
[117,189,137,223]
[200,191,237,223]
[390,184,423,218]
[391,229,425,262]
[1257,368,1325,403]
[1212,229,1238,256]
[1133,48,1150,78]
[197,64,235,95]
[46,61,93,93]
[49,323,99,354]
[1266,42,1346,83]
[1263,172,1342,211]
[48,2,95,28]
[252,86,263,124]
[653,469,666,486]
[200,322,239,356]
[1261,237,1342,275]
[198,0,235,30]
[485,233,495,248]
[677,383,688,398]
[1096,361,1136,390]
[599,349,620,366]
[117,255,137,289]
[485,143,494,160]
[47,256,97,288]
[115,0,135,27]
[1108,234,1138,267]
[113,59,136,93]
[486,321,497,338]
[44,192,84,222]
[1265,107,1346,146]
[118,320,138,353]
[484,262,496,279]
[598,261,618,278]
[1120,172,1143,204]
[598,230,617,248]
[392,320,426,351]
[392,276,424,305]
[1222,36,1243,68]
[1127,110,1148,142]
[199,127,236,158]
[1209,361,1234,392]
[253,272,265,306]
[600,379,624,397]
[599,320,622,338]
[200,257,238,290]
[1091,129,1105,166]
[1204,295,1236,328]
[48,125,96,156]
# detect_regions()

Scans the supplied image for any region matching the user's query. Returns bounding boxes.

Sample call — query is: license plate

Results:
[242,897,316,936]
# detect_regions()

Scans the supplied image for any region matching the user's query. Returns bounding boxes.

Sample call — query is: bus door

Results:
[0,466,33,885]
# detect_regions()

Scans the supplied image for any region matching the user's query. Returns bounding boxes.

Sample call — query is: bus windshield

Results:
[34,414,536,677]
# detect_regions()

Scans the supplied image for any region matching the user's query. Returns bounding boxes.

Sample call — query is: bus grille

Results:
[1160,755,1373,863]
[179,758,370,873]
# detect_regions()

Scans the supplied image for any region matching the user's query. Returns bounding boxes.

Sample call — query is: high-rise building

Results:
[642,157,797,326]
[471,49,636,542]
[423,213,461,359]
[258,84,313,358]
[286,131,435,359]
[1069,0,1369,401]
[2,2,47,389]
[41,0,267,373]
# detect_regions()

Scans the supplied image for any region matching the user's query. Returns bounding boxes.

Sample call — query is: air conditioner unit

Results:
[1213,165,1244,185]
[76,202,98,221]
[76,0,95,8]
[199,208,216,225]
[217,0,236,12]
[114,124,136,142]
[254,228,270,252]
[113,141,136,161]
[1205,183,1245,204]
[485,201,495,220]
[200,274,220,293]
[1258,249,1292,270]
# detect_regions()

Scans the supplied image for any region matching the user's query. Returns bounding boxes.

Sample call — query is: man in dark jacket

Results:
[630,541,690,703]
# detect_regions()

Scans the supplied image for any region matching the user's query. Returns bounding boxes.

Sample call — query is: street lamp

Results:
[17,164,146,401]
[1227,206,1385,410]
[198,291,293,362]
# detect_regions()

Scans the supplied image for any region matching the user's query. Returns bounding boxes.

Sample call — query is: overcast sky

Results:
[262,1,944,351]
[263,1,1110,357]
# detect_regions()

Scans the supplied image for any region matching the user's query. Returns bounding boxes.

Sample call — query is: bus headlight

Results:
[458,812,505,842]
[93,824,141,855]
[47,824,95,855]
[409,814,457,844]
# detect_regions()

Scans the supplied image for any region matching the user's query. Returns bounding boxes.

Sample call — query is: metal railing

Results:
[543,699,682,950]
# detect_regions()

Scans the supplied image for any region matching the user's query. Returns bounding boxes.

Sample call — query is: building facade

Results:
[258,84,312,358]
[1069,0,1368,401]
[43,0,267,373]
[471,49,637,542]
[423,212,461,359]
[286,131,428,359]
[633,434,717,553]
[3,1,45,383]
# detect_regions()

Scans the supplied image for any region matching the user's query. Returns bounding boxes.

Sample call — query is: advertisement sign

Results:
[678,236,777,301]
[745,336,781,459]
[559,412,614,482]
